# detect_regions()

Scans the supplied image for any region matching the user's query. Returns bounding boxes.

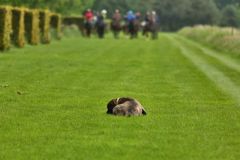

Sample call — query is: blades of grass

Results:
[167,35,240,106]
[176,35,240,73]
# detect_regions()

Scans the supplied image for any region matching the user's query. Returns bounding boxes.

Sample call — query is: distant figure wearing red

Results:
[84,9,94,37]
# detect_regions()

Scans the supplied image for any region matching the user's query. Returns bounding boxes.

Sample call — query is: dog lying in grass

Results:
[107,97,147,116]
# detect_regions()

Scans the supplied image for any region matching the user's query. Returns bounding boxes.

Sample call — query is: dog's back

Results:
[107,97,147,116]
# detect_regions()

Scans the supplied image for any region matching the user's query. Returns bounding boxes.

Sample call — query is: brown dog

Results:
[107,97,147,116]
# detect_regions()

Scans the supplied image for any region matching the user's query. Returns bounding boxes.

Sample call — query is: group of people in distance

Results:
[83,9,159,39]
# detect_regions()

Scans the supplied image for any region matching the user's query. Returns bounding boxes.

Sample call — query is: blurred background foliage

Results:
[0,0,240,31]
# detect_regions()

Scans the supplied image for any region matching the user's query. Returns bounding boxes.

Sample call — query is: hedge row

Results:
[63,17,84,26]
[12,7,25,47]
[0,6,62,51]
[63,16,84,32]
[0,6,12,50]
[51,14,62,39]
[25,9,40,45]
[40,10,51,43]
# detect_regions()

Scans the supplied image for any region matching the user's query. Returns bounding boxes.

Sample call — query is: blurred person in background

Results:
[150,11,159,39]
[84,9,94,37]
[126,10,137,39]
[111,9,122,39]
[96,9,107,39]
[134,11,142,38]
[142,11,151,38]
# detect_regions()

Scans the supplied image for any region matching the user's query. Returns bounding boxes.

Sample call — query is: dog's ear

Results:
[142,107,147,115]
[106,99,117,114]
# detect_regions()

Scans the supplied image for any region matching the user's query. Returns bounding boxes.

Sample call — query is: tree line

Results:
[92,0,240,31]
[0,0,94,15]
[0,0,240,31]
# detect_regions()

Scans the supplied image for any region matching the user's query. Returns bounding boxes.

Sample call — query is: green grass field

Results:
[1,34,240,160]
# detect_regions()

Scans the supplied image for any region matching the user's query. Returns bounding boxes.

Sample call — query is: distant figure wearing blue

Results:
[126,11,137,39]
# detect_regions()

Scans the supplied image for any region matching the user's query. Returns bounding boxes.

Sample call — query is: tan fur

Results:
[107,97,147,116]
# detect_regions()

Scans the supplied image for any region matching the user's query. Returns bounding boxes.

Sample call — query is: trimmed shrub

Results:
[63,16,84,34]
[39,10,51,44]
[0,6,12,51]
[63,17,84,26]
[1,6,62,51]
[62,25,82,37]
[24,9,40,45]
[11,7,25,48]
[50,13,62,39]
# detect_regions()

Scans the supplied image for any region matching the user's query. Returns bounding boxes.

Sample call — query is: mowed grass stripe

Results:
[177,35,240,73]
[167,34,240,106]
[176,36,240,86]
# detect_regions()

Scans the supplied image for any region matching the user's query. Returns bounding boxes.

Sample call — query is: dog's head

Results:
[106,98,117,114]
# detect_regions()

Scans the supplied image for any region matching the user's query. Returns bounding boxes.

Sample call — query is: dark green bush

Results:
[0,6,12,51]
[39,10,51,44]
[11,7,25,48]
[24,9,40,45]
[51,13,62,39]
